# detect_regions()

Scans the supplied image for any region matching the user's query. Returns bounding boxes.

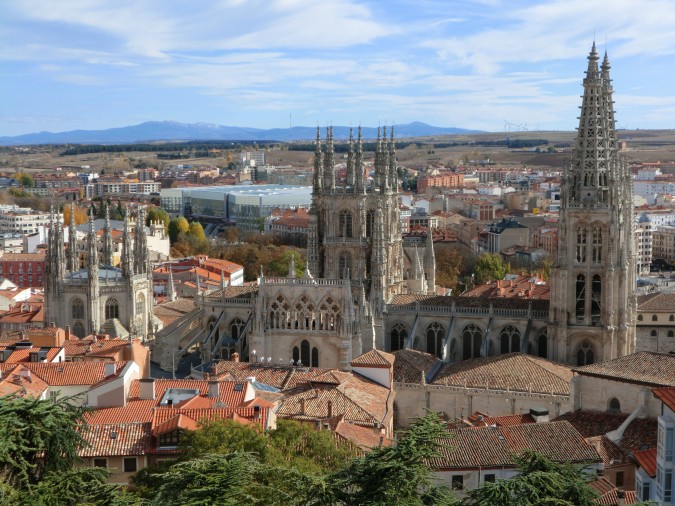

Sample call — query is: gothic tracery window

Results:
[576,226,587,262]
[426,322,445,357]
[338,210,353,238]
[71,298,84,320]
[338,252,352,279]
[576,341,595,366]
[390,323,408,352]
[105,298,119,320]
[462,323,482,360]
[72,321,85,339]
[592,227,603,262]
[591,274,602,324]
[366,210,375,238]
[576,275,586,321]
[538,332,548,358]
[230,318,245,340]
[318,296,340,331]
[499,325,521,354]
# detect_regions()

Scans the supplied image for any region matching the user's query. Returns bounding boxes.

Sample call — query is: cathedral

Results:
[44,204,153,340]
[161,44,640,371]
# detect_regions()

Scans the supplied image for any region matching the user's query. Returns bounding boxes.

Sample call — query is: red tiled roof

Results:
[79,422,151,457]
[430,421,600,469]
[633,447,657,478]
[393,349,439,384]
[585,436,629,466]
[350,349,395,368]
[653,386,675,411]
[431,353,572,395]
[637,292,675,311]
[3,361,126,386]
[573,352,675,387]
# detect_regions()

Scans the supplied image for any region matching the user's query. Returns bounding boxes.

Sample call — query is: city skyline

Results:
[3,0,675,137]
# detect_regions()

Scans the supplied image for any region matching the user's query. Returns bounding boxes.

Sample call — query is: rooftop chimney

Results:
[104,362,116,377]
[327,400,333,418]
[300,398,306,415]
[139,378,155,400]
[207,380,219,398]
[529,407,549,423]
[65,325,71,341]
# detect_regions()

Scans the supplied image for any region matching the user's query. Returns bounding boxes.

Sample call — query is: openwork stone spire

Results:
[102,203,114,266]
[566,42,618,205]
[68,202,78,272]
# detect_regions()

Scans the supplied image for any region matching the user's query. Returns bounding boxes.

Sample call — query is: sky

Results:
[2,0,675,137]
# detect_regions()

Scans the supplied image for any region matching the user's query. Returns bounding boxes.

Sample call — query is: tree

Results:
[14,172,34,188]
[62,204,88,226]
[473,253,510,285]
[0,394,87,488]
[168,217,189,244]
[146,207,170,232]
[462,450,600,506]
[326,412,458,505]
[188,222,206,242]
[435,244,463,291]
[222,227,239,244]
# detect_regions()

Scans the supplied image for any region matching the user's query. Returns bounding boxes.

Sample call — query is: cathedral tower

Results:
[548,44,636,365]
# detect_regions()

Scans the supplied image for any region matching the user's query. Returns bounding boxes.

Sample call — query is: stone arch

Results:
[71,298,84,320]
[651,329,658,337]
[499,325,521,354]
[390,322,408,352]
[230,317,246,341]
[338,209,353,238]
[318,295,341,331]
[575,340,595,366]
[425,322,445,357]
[105,298,119,320]
[293,294,316,330]
[652,314,658,322]
[637,314,643,321]
[269,294,291,330]
[607,397,621,413]
[293,339,318,367]
[461,323,482,360]
[668,330,674,338]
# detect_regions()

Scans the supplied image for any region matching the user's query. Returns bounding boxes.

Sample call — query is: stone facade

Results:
[44,203,153,340]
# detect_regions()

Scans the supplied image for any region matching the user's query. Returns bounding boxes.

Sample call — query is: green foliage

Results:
[8,187,29,198]
[0,394,87,488]
[473,253,510,284]
[326,412,458,506]
[462,450,599,506]
[168,216,190,244]
[14,173,35,188]
[146,207,170,231]
[435,244,464,291]
[188,222,206,242]
[180,419,269,461]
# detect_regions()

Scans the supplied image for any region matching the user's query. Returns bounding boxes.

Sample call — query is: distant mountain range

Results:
[0,121,483,145]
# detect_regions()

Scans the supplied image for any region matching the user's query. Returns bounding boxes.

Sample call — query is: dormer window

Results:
[159,430,181,448]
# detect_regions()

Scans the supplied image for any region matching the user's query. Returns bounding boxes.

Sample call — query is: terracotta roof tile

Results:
[5,361,127,386]
[79,422,151,457]
[632,447,657,477]
[350,349,395,367]
[585,436,629,466]
[431,353,572,395]
[393,349,439,384]
[573,352,675,386]
[653,386,675,411]
[636,292,675,311]
[430,421,600,469]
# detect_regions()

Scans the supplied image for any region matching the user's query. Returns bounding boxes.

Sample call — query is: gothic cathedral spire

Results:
[548,43,636,366]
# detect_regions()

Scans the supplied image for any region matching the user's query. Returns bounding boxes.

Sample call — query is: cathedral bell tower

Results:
[548,43,636,365]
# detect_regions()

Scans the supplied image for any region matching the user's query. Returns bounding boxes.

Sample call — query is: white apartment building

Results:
[653,225,675,264]
[0,207,50,235]
[93,180,161,197]
[635,213,654,275]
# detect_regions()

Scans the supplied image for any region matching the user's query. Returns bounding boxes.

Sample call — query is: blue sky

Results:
[2,0,675,136]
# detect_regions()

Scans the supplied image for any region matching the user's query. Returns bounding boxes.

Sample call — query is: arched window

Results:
[576,227,587,262]
[300,340,310,366]
[338,252,352,279]
[592,227,602,263]
[608,398,621,413]
[135,293,145,316]
[390,323,408,352]
[269,295,290,330]
[426,322,445,357]
[651,330,658,337]
[311,347,319,367]
[670,315,674,322]
[318,296,340,331]
[338,210,353,238]
[591,275,602,324]
[652,315,658,322]
[105,298,119,320]
[230,318,245,341]
[576,341,595,366]
[292,346,299,364]
[462,324,483,360]
[500,325,521,354]
[668,330,674,338]
[638,314,643,321]
[366,210,375,238]
[538,332,548,358]
[72,321,86,339]
[576,275,586,321]
[71,298,84,320]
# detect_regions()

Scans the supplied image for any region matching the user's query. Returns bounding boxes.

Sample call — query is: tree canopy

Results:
[473,252,510,285]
